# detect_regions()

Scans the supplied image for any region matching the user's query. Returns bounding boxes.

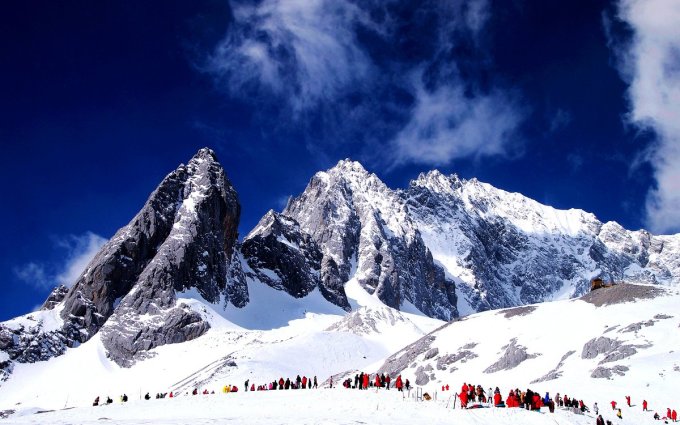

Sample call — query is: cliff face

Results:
[1,148,246,370]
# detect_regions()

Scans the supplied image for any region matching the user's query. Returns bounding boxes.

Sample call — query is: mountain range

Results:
[1,147,679,394]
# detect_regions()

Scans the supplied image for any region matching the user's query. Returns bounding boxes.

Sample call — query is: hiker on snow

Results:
[93,396,99,406]
[596,414,605,425]
[643,399,648,411]
[396,375,403,392]
[625,395,631,407]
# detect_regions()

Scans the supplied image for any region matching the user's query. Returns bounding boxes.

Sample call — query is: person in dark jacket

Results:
[144,392,150,400]
[596,414,605,425]
[93,396,100,406]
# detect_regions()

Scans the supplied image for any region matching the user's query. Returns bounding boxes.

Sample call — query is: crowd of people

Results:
[338,372,411,392]
[243,375,318,392]
[89,374,678,424]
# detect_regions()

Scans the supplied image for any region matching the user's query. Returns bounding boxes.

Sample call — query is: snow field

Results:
[4,386,607,425]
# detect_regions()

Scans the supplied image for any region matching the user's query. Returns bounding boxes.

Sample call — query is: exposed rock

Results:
[378,335,436,377]
[581,337,621,359]
[326,307,414,335]
[591,365,629,379]
[415,364,434,386]
[424,348,439,360]
[580,284,665,307]
[283,161,458,320]
[499,305,537,318]
[654,314,673,320]
[531,350,575,383]
[0,409,15,419]
[40,286,69,311]
[436,350,478,371]
[242,211,349,309]
[620,320,655,333]
[484,338,539,373]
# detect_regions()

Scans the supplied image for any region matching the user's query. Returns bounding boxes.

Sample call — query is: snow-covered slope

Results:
[406,170,680,314]
[378,283,680,411]
[2,283,678,425]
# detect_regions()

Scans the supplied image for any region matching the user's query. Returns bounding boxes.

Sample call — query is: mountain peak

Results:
[412,169,461,194]
[331,159,369,175]
[191,147,218,163]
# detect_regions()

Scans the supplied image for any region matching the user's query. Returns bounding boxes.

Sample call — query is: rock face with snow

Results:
[1,148,246,370]
[281,161,458,320]
[404,170,680,313]
[241,211,350,310]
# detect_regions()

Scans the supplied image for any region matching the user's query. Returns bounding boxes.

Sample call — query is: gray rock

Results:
[378,335,436,377]
[283,161,458,320]
[580,284,665,307]
[40,286,69,311]
[242,211,350,310]
[620,320,655,333]
[435,350,478,370]
[415,364,434,386]
[424,348,439,360]
[499,305,537,318]
[591,365,629,379]
[531,350,575,383]
[484,338,539,373]
[654,314,673,320]
[581,337,621,359]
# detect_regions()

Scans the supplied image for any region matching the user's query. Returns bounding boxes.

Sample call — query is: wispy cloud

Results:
[206,0,525,168]
[14,232,107,290]
[389,79,524,167]
[207,0,373,113]
[608,0,680,234]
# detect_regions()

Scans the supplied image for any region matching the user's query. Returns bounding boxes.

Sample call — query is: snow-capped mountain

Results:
[404,170,680,314]
[2,149,680,387]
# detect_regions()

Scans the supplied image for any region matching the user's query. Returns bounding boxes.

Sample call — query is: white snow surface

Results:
[2,279,679,425]
[3,388,625,425]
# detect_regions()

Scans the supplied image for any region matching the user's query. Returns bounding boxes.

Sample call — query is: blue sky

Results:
[1,0,679,320]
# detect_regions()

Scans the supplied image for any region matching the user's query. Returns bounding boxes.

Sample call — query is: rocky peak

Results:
[411,170,462,195]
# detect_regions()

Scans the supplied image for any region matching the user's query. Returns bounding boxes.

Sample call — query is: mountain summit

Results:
[2,150,679,380]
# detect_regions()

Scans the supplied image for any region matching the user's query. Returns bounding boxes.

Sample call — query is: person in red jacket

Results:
[611,400,617,410]
[363,373,369,390]
[643,399,648,411]
[460,390,468,408]
[668,408,672,419]
[625,395,631,407]
[375,374,381,389]
[672,409,677,422]
[395,375,403,392]
[385,375,391,390]
[494,391,502,406]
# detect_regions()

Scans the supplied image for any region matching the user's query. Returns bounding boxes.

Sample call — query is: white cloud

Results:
[388,80,523,167]
[14,232,108,290]
[208,0,373,112]
[13,262,50,290]
[612,0,680,234]
[208,0,524,168]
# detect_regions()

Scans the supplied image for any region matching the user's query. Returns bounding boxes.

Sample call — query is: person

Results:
[494,391,502,407]
[245,379,249,392]
[375,374,381,389]
[329,376,333,389]
[396,375,403,392]
[106,397,113,405]
[668,408,673,419]
[192,388,198,396]
[363,374,369,390]
[314,376,318,389]
[169,392,173,398]
[405,379,410,390]
[596,414,605,425]
[93,396,100,407]
[617,408,622,419]
[594,402,599,415]
[672,409,677,422]
[611,400,617,410]
[643,400,648,411]
[122,394,128,402]
[296,375,302,389]
[144,392,150,400]
[654,412,660,420]
[625,395,631,407]
[385,375,391,390]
